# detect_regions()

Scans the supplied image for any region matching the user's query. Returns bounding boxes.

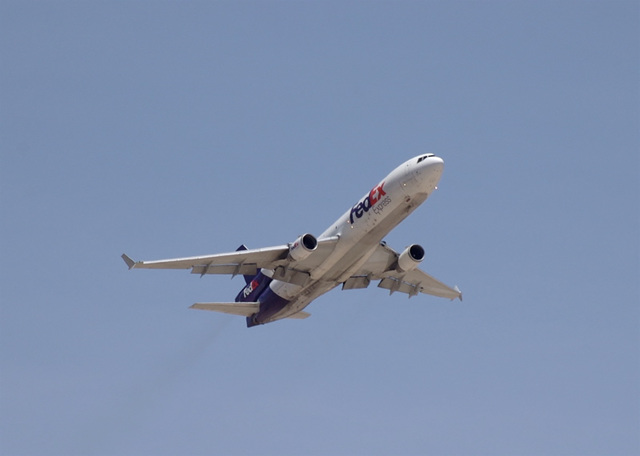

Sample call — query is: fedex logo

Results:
[349,182,389,224]
[243,279,260,298]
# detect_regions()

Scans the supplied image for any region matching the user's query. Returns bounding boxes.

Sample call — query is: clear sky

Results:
[1,1,638,455]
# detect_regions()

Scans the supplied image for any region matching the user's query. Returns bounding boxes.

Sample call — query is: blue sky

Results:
[1,1,638,455]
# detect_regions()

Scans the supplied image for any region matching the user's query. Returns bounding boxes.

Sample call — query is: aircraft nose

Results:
[427,156,444,173]
[411,155,444,190]
[418,155,444,175]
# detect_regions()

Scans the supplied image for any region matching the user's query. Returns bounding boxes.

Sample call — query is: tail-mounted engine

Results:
[288,233,318,262]
[396,244,425,272]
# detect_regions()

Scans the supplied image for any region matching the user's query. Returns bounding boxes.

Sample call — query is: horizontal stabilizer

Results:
[190,302,259,317]
[190,303,311,320]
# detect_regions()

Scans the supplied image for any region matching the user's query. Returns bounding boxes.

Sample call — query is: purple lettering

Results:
[350,182,389,224]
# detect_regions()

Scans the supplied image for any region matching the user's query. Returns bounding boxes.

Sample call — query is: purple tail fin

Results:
[235,271,272,303]
[234,244,272,305]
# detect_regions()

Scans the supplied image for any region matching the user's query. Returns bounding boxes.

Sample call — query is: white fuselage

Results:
[263,155,444,323]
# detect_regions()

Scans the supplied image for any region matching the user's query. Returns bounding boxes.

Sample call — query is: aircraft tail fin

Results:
[234,270,272,303]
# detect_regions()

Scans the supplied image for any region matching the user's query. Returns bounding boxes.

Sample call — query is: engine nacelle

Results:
[288,233,318,262]
[396,244,425,272]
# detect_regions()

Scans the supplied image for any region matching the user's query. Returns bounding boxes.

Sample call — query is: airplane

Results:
[122,154,462,327]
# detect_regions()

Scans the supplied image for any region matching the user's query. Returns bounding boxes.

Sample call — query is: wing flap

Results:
[394,269,462,300]
[378,277,418,296]
[191,263,258,277]
[342,275,371,290]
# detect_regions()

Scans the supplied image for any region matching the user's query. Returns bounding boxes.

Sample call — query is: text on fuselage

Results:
[349,182,391,224]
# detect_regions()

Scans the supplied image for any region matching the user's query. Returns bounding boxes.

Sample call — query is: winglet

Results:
[454,285,463,301]
[121,253,136,270]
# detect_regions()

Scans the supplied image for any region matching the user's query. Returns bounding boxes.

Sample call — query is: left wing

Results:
[377,269,462,300]
[343,243,462,300]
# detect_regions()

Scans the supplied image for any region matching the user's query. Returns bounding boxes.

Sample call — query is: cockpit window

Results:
[417,154,435,163]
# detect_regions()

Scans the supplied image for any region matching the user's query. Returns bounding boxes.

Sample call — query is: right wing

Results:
[122,245,288,276]
[122,236,339,283]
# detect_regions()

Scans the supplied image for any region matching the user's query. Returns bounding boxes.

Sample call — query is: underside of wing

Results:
[377,270,462,300]
[122,246,289,273]
[344,242,462,300]
[121,236,339,283]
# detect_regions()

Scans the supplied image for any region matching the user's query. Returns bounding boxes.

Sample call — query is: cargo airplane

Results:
[122,154,462,327]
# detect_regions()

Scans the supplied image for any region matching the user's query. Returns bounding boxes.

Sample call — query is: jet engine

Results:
[396,244,425,272]
[288,233,318,262]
